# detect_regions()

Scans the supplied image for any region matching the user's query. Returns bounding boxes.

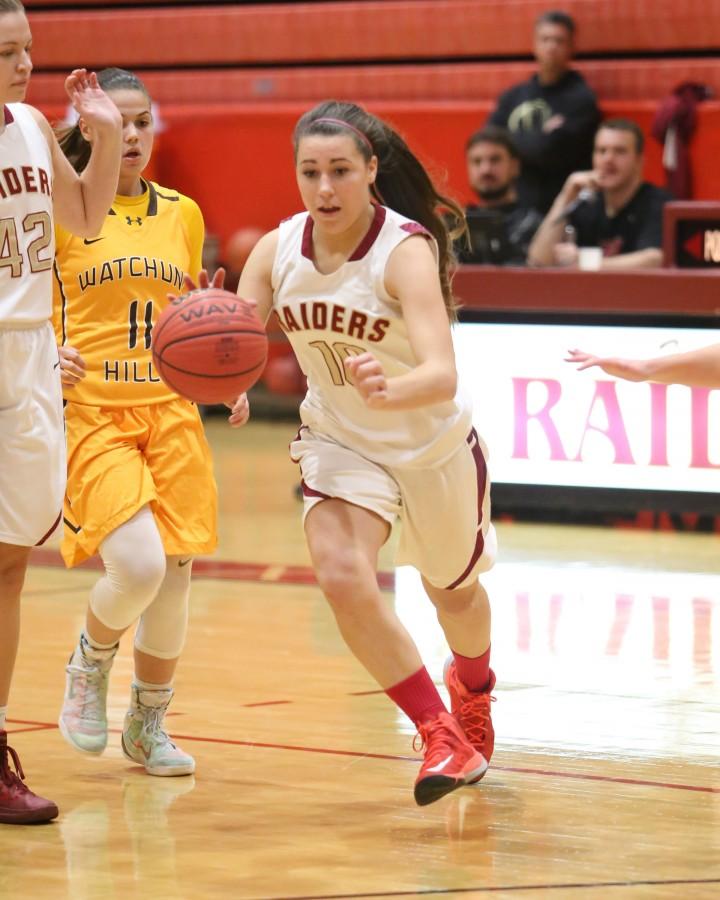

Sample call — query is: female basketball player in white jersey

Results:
[231,100,497,806]
[0,0,122,823]
[53,68,243,780]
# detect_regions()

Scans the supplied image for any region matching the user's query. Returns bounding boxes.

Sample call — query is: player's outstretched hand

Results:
[64,70,121,133]
[58,345,86,387]
[345,352,388,408]
[565,349,648,382]
[225,393,250,428]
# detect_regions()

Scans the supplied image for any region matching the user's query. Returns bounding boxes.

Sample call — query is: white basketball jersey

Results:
[272,205,472,468]
[0,104,54,325]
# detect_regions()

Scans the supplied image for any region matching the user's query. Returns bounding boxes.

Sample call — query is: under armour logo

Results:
[126,216,142,226]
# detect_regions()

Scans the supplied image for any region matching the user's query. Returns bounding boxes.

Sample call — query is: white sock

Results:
[133,678,173,692]
[0,706,7,730]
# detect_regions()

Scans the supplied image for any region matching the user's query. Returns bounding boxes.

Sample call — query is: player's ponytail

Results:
[56,67,150,173]
[0,1,24,13]
[293,100,466,319]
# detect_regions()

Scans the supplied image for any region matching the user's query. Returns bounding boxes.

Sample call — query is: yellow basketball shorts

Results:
[62,398,217,567]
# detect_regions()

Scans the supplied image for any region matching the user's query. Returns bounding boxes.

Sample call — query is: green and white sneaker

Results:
[59,634,117,755]
[121,686,195,777]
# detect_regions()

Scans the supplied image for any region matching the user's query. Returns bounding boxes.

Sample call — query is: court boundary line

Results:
[28,548,395,591]
[255,879,720,900]
[8,719,718,795]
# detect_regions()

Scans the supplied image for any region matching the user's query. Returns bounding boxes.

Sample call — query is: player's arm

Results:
[236,229,278,325]
[346,236,457,411]
[222,229,278,427]
[30,70,121,238]
[566,343,720,387]
[51,225,87,386]
[528,170,599,266]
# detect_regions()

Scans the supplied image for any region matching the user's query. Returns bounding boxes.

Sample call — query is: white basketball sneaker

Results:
[59,634,117,755]
[121,686,195,777]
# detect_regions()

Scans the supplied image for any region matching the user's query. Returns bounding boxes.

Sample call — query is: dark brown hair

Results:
[293,100,466,319]
[55,67,150,173]
[466,125,519,159]
[535,10,576,36]
[596,118,645,154]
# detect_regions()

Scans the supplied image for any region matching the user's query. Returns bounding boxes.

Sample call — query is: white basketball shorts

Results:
[0,322,65,546]
[291,425,496,589]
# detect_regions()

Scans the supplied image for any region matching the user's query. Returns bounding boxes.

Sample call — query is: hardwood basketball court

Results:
[4,420,719,899]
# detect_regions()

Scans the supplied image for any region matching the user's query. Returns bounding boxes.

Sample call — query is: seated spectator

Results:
[457,126,543,266]
[528,119,673,270]
[488,9,600,214]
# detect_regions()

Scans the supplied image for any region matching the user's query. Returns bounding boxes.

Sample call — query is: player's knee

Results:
[134,558,190,658]
[315,553,370,608]
[105,545,167,599]
[425,579,478,616]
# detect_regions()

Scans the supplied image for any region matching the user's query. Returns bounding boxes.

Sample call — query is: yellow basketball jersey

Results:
[52,179,204,406]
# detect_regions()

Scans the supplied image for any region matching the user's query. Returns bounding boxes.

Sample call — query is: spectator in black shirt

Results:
[488,10,600,214]
[458,126,542,266]
[528,119,673,269]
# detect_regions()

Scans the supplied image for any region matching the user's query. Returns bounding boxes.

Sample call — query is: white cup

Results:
[578,246,603,271]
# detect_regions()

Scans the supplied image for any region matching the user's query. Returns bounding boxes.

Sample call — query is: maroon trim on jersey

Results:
[301,480,332,501]
[35,510,62,547]
[444,429,487,590]
[400,222,431,239]
[3,106,14,124]
[300,203,387,263]
[348,203,386,261]
[301,214,314,260]
[289,425,308,463]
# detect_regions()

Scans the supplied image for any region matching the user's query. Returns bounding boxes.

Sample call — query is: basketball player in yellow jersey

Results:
[0,1,122,823]
[53,68,243,777]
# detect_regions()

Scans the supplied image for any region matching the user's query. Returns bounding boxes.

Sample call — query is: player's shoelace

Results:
[458,693,495,747]
[413,715,456,764]
[1,741,25,788]
[66,663,105,721]
[137,706,174,750]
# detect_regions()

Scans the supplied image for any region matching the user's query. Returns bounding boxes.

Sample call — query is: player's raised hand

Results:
[345,352,388,408]
[58,345,86,387]
[181,267,227,294]
[225,393,250,428]
[64,69,121,134]
[168,268,250,304]
[565,349,648,382]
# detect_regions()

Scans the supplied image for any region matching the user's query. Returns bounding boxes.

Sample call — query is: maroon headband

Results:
[313,117,373,153]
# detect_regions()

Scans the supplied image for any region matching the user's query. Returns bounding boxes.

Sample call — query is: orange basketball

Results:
[152,288,267,404]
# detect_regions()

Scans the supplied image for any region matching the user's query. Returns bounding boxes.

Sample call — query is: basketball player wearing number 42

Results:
[53,68,249,780]
[229,100,498,807]
[0,0,122,824]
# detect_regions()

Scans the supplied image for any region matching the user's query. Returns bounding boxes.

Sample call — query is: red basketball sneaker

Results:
[413,711,487,806]
[443,659,496,780]
[0,731,58,824]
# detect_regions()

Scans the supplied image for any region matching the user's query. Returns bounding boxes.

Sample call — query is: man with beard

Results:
[528,119,672,269]
[457,126,543,266]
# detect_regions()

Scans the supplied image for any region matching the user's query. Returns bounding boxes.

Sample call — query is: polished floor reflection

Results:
[5,421,720,900]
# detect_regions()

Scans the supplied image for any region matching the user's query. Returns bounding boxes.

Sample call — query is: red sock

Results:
[385,667,446,726]
[452,645,491,692]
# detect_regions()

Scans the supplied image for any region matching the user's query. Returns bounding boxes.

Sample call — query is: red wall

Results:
[152,101,720,251]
